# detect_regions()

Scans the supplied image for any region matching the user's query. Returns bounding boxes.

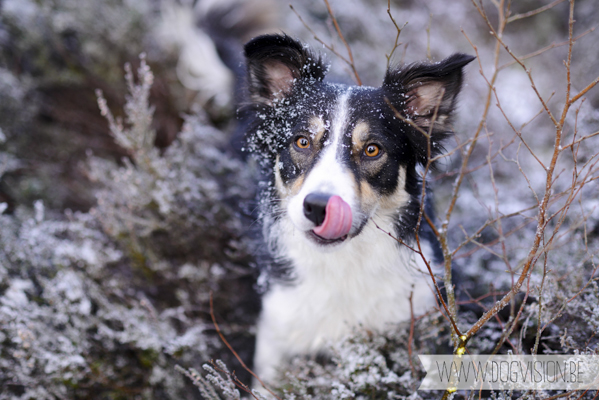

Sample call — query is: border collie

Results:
[241,34,474,384]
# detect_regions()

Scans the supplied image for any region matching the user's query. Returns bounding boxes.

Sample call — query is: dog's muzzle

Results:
[303,193,352,240]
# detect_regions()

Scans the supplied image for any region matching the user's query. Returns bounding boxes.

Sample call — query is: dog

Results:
[240,34,474,384]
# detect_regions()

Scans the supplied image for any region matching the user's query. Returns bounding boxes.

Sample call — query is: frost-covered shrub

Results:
[0,209,208,399]
[92,57,254,266]
[0,0,184,211]
[0,0,151,84]
[268,313,448,400]
[0,52,258,400]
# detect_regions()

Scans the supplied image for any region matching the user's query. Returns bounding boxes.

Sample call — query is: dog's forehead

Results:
[302,85,381,145]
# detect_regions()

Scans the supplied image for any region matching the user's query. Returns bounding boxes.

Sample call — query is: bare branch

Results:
[507,0,567,23]
[374,222,463,338]
[385,0,408,70]
[491,80,547,169]
[209,293,281,400]
[323,0,362,85]
[473,1,560,128]
[425,13,432,60]
[499,27,596,70]
[289,5,353,68]
[569,75,599,104]
[562,130,599,150]
[407,292,418,382]
[463,0,585,344]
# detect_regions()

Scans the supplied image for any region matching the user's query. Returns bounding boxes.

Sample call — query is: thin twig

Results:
[374,222,463,338]
[562,130,599,150]
[385,0,408,70]
[570,75,599,104]
[407,292,418,381]
[425,13,433,60]
[498,27,596,70]
[473,1,560,128]
[289,6,352,68]
[209,292,282,400]
[507,0,567,23]
[322,0,362,85]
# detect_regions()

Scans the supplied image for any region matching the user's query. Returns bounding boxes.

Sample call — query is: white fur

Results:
[286,92,362,235]
[254,213,436,383]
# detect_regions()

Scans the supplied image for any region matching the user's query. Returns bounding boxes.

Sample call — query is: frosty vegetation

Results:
[0,0,598,399]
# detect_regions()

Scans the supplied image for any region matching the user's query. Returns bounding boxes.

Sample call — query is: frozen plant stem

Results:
[439,5,506,344]
[385,0,408,70]
[322,0,362,85]
[289,2,362,85]
[96,53,156,160]
[209,293,281,400]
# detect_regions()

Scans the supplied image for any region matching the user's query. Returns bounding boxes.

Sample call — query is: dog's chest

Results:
[260,223,435,353]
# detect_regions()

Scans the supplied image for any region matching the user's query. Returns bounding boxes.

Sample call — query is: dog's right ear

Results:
[244,34,326,105]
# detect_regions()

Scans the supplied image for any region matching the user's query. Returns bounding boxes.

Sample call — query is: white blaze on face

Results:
[286,90,359,235]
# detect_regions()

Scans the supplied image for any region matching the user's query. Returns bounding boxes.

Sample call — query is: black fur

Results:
[244,34,327,104]
[382,53,476,165]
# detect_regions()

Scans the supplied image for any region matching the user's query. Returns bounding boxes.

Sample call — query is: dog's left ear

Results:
[384,54,475,160]
[244,34,326,105]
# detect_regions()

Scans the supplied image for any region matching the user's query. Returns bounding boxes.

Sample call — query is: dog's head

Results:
[243,34,474,249]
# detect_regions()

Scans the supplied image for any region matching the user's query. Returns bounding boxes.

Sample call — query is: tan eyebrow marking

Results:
[351,121,370,156]
[307,116,326,145]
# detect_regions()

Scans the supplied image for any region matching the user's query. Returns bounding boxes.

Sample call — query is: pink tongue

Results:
[312,196,352,240]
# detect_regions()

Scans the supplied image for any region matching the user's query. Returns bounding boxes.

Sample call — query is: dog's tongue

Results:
[312,196,352,240]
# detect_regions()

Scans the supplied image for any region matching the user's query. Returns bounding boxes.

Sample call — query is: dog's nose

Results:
[303,193,332,226]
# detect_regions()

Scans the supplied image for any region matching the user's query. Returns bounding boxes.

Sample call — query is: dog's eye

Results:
[295,136,310,149]
[364,144,380,157]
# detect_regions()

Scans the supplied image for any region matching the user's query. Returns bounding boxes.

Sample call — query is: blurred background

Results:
[1,0,598,398]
